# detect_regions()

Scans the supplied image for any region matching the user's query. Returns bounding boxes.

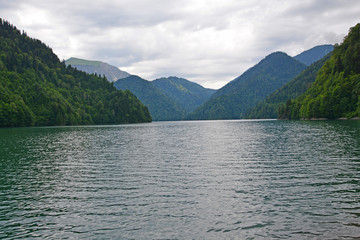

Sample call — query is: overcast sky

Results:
[1,0,359,89]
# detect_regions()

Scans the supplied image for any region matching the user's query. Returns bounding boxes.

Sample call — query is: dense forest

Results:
[115,75,185,121]
[0,19,151,127]
[114,75,215,121]
[246,52,332,119]
[293,44,334,66]
[152,76,215,113]
[187,52,306,120]
[279,23,360,120]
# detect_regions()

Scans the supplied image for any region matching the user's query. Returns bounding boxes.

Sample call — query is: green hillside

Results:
[114,75,185,121]
[152,76,215,112]
[0,19,151,127]
[246,52,332,119]
[188,52,306,120]
[279,23,360,120]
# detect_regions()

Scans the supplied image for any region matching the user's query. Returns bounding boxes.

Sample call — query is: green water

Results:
[0,120,359,239]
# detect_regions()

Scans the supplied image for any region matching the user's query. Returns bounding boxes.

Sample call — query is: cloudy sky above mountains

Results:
[1,0,359,88]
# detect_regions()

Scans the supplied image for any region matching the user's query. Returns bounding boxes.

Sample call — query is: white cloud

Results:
[0,0,359,89]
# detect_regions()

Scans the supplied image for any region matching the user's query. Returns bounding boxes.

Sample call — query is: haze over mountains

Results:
[65,57,130,82]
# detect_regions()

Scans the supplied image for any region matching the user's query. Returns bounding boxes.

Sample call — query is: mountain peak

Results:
[294,44,334,66]
[114,75,185,121]
[65,57,130,82]
[152,76,216,112]
[266,51,288,57]
[281,24,360,119]
[188,51,306,120]
[65,57,102,67]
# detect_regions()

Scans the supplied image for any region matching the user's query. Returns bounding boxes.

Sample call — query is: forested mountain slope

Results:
[246,52,332,119]
[152,76,215,112]
[114,75,185,121]
[188,52,307,120]
[279,23,360,119]
[294,44,334,66]
[0,19,151,127]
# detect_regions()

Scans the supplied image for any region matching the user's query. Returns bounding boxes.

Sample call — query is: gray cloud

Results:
[0,0,359,89]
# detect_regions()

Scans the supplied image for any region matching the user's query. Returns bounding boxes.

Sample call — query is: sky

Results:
[1,0,359,89]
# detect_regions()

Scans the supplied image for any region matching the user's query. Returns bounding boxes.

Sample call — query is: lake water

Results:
[0,120,359,239]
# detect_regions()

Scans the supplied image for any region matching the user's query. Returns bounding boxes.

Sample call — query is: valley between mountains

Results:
[66,44,337,121]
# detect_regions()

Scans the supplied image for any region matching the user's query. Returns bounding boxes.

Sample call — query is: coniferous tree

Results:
[279,23,360,119]
[0,19,151,127]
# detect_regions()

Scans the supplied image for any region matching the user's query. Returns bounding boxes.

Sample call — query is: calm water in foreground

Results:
[0,120,359,239]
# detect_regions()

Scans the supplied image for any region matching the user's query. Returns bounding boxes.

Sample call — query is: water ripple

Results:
[0,120,360,239]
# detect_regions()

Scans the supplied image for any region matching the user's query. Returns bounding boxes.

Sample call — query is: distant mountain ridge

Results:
[114,75,185,121]
[187,52,307,120]
[279,24,360,119]
[152,77,216,112]
[67,44,336,121]
[294,44,334,66]
[245,52,333,119]
[65,57,130,82]
[114,75,215,121]
[66,58,215,121]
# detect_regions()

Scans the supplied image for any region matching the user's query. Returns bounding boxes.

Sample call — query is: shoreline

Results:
[281,116,360,121]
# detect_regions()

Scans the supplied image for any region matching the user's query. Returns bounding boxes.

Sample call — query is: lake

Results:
[0,120,359,239]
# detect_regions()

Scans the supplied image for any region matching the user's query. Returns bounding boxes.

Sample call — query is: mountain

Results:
[114,75,215,120]
[152,76,216,112]
[114,75,185,121]
[65,57,130,82]
[294,44,334,66]
[246,52,332,119]
[279,23,360,120]
[188,52,307,120]
[0,19,151,127]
